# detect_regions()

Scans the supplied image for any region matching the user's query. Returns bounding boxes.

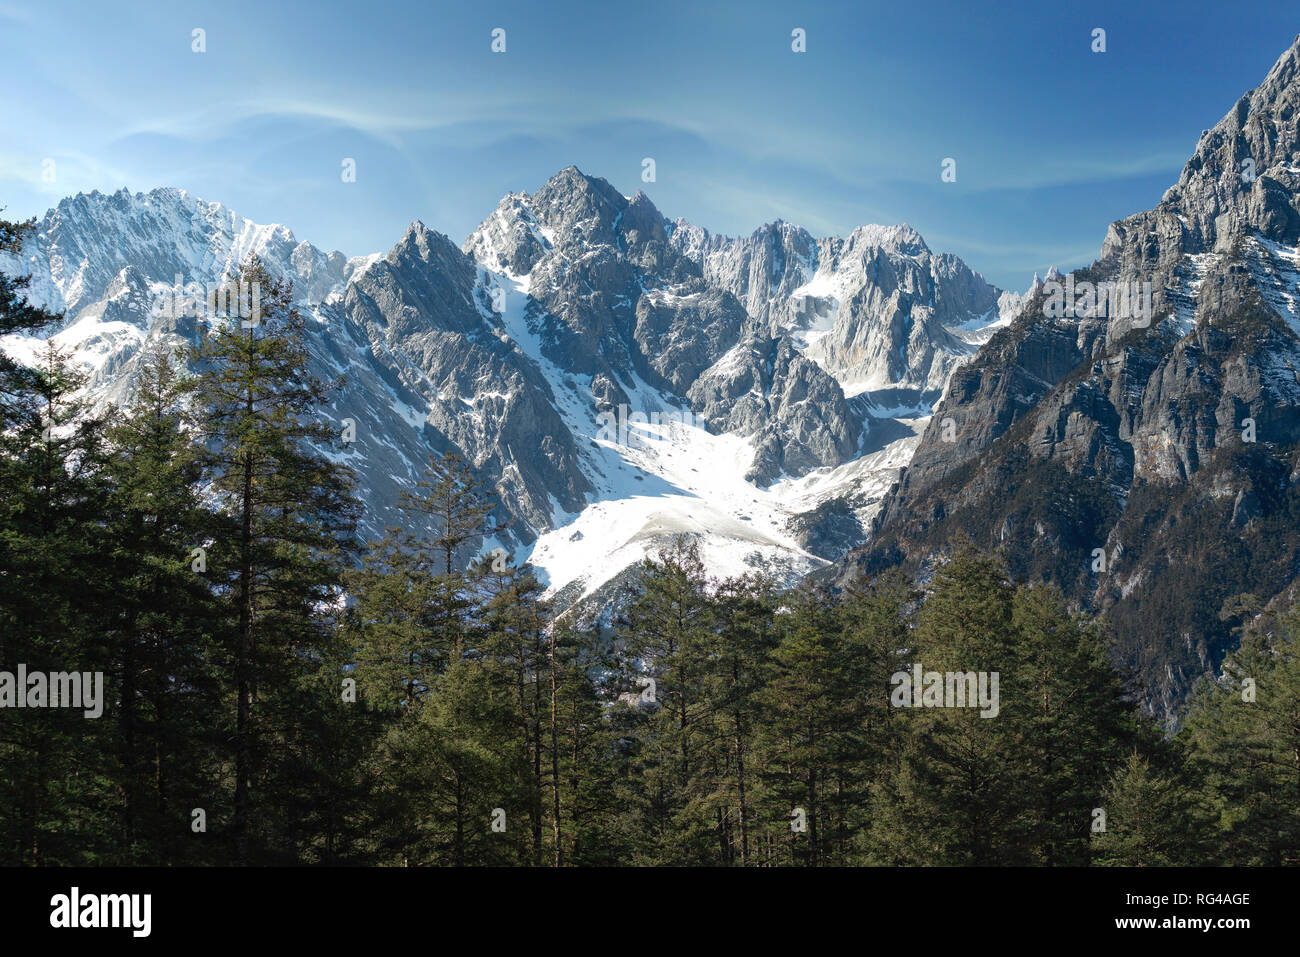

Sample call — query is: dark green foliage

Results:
[0,217,64,431]
[1092,750,1201,866]
[1178,600,1300,865]
[99,346,226,863]
[185,255,359,862]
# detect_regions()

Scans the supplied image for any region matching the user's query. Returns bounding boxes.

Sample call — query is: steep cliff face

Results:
[687,334,863,485]
[671,219,1003,399]
[840,36,1300,721]
[341,220,593,535]
[462,168,860,482]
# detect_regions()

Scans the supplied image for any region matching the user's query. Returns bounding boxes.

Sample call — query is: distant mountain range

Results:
[0,165,1014,619]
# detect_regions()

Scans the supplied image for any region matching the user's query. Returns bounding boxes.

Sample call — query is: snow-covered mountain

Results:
[1,170,1012,615]
[669,218,1009,403]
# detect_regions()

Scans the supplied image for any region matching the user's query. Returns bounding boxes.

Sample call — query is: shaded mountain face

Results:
[839,35,1300,722]
[1,168,1007,612]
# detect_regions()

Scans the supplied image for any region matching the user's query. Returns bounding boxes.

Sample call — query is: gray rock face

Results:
[15,188,336,318]
[463,192,552,276]
[632,286,747,395]
[346,222,482,338]
[785,496,868,560]
[875,302,1089,525]
[845,36,1300,721]
[1104,37,1300,268]
[0,189,596,551]
[342,221,592,535]
[671,220,1001,395]
[468,168,743,410]
[804,237,986,393]
[670,219,819,328]
[688,335,862,485]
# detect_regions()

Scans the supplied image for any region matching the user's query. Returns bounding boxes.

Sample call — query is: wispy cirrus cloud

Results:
[3,0,1297,289]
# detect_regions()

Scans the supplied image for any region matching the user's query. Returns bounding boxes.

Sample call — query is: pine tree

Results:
[832,568,915,864]
[1092,750,1200,866]
[0,215,63,430]
[346,528,444,711]
[540,613,621,866]
[348,452,500,710]
[478,557,551,864]
[751,584,846,866]
[1181,597,1300,864]
[622,536,716,863]
[101,345,226,863]
[866,545,1019,865]
[0,340,114,864]
[398,452,495,658]
[373,653,527,865]
[352,453,541,866]
[277,594,385,864]
[187,254,358,862]
[1010,583,1133,865]
[703,573,780,865]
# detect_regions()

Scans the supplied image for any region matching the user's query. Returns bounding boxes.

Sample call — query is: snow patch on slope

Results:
[479,262,830,598]
[1250,236,1300,340]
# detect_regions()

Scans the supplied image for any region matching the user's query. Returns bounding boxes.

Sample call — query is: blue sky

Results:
[1,0,1296,290]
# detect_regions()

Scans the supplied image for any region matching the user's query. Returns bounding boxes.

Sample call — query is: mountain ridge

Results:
[2,167,1016,614]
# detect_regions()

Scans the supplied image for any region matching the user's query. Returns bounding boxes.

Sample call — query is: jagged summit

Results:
[1104,34,1300,271]
[847,222,929,253]
[392,219,463,262]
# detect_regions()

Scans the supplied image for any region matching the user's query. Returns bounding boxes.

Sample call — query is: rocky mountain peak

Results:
[847,222,929,257]
[462,192,553,276]
[621,189,668,241]
[1103,35,1300,272]
[6,186,318,321]
[3,164,1031,624]
[392,219,464,268]
[528,165,629,247]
